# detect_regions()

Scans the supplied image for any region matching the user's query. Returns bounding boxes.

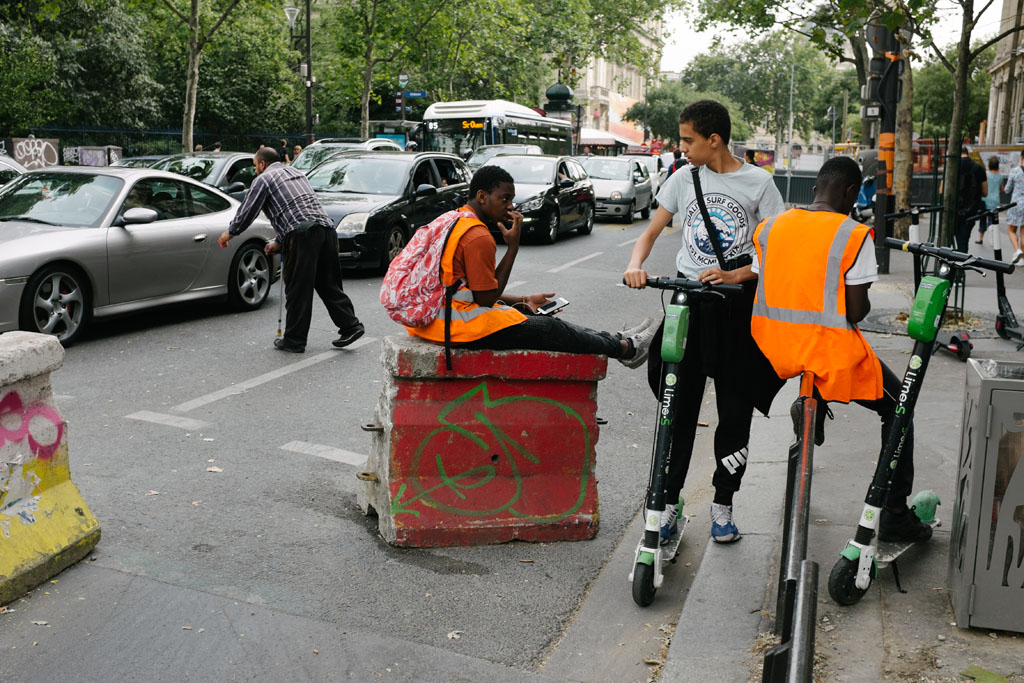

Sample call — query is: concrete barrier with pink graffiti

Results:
[0,332,100,605]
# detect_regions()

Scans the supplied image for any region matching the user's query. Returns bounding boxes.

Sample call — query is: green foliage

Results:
[913,41,994,139]
[0,25,58,133]
[622,81,753,143]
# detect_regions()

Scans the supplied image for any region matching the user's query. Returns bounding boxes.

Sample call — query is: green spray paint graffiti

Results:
[391,382,592,523]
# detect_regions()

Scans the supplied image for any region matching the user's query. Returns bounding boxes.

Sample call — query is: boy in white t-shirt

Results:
[623,100,786,544]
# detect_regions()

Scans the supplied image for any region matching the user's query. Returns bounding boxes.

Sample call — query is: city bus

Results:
[421,100,574,159]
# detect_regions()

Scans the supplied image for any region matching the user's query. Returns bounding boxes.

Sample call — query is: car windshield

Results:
[468,146,532,167]
[307,157,411,195]
[151,156,222,184]
[0,172,123,228]
[487,157,555,185]
[583,158,630,180]
[292,144,360,171]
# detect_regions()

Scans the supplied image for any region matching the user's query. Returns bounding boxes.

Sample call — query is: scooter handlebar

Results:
[883,237,1016,274]
[623,276,744,295]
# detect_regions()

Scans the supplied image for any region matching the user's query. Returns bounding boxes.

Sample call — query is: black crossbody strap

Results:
[690,165,728,269]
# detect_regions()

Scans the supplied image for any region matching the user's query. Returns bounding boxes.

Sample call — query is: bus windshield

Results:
[426,120,485,159]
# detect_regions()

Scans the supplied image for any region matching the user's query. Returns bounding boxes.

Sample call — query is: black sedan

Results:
[306,151,471,270]
[481,155,595,243]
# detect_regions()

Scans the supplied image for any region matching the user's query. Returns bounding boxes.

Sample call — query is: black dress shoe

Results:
[332,325,365,348]
[274,338,305,353]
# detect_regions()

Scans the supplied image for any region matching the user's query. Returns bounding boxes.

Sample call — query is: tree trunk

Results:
[941,15,974,247]
[182,0,201,153]
[893,55,914,239]
[360,45,374,141]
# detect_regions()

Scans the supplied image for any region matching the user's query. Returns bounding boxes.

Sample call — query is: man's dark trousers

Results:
[281,224,361,348]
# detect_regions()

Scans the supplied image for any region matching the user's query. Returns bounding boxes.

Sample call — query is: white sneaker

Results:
[619,323,658,369]
[618,316,657,340]
[659,504,679,546]
[1013,249,1024,265]
[710,503,741,543]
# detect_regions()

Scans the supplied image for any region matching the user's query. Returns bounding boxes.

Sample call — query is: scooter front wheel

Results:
[828,555,871,605]
[632,562,656,607]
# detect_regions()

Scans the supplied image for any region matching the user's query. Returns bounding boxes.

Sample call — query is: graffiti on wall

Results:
[0,392,65,538]
[12,138,59,170]
[391,382,592,523]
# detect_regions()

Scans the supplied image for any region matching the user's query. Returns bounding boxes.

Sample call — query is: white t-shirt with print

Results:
[656,159,785,279]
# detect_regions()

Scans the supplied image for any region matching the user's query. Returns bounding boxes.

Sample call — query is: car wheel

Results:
[19,264,91,346]
[228,242,271,311]
[381,225,408,270]
[622,201,635,224]
[542,211,559,244]
[577,204,595,235]
[640,197,651,220]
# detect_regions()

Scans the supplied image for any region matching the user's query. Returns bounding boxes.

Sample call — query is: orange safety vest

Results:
[750,209,883,403]
[408,215,526,343]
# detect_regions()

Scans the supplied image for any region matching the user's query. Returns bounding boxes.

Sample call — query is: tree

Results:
[622,81,752,144]
[912,42,993,140]
[0,25,58,134]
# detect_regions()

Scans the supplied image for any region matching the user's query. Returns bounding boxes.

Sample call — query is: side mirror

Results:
[122,207,158,225]
[414,184,437,197]
[558,177,574,188]
[221,181,245,194]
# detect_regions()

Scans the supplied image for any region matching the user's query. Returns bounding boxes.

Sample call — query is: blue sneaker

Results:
[659,499,681,546]
[710,503,741,543]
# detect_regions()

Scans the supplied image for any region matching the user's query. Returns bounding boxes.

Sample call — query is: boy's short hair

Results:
[673,149,682,159]
[988,155,1000,171]
[470,165,514,197]
[679,100,731,145]
[816,156,862,190]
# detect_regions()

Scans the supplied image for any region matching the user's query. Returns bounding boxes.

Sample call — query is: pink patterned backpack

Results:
[380,209,477,367]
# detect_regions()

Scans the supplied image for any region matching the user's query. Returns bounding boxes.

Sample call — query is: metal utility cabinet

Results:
[948,359,1024,633]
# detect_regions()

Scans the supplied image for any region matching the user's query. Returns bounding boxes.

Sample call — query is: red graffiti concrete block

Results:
[358,336,607,547]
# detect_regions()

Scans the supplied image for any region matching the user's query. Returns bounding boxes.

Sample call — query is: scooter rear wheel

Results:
[632,562,656,607]
[828,555,871,606]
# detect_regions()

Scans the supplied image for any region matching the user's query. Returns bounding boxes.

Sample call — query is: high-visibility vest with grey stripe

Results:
[752,215,864,330]
[446,288,513,323]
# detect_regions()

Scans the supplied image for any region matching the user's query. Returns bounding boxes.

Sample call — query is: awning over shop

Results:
[579,127,636,146]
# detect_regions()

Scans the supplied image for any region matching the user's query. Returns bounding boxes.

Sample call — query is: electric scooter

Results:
[827,238,1015,605]
[980,203,1024,350]
[625,276,742,607]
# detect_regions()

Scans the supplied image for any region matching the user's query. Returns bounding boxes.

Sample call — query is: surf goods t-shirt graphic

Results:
[656,161,785,280]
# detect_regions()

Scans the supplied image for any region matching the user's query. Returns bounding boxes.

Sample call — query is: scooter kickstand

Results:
[890,559,907,594]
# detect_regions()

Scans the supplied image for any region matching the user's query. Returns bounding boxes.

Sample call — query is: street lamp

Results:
[827,105,836,158]
[284,2,314,144]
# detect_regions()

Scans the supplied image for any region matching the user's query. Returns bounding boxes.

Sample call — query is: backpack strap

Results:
[438,214,467,371]
[691,165,728,269]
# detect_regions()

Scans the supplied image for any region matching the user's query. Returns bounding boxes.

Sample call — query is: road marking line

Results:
[172,336,378,413]
[616,237,640,247]
[506,280,527,290]
[126,411,210,430]
[546,251,604,273]
[280,441,367,467]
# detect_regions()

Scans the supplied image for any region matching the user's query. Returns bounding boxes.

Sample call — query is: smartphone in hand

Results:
[536,297,570,316]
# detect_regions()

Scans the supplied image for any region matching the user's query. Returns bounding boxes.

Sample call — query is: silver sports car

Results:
[0,166,277,346]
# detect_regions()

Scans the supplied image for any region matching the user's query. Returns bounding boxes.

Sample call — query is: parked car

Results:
[481,155,595,243]
[151,151,257,195]
[0,155,26,186]
[0,167,277,345]
[306,151,470,270]
[111,155,166,168]
[622,153,667,206]
[582,156,653,222]
[291,138,403,173]
[466,144,543,169]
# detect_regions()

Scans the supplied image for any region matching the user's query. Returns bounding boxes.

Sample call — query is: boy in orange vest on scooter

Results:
[750,156,932,542]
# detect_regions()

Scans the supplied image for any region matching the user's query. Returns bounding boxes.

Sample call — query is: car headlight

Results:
[338,212,370,233]
[610,191,622,201]
[517,196,544,212]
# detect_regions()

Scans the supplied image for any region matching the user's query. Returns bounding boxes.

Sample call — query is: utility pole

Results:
[304,0,313,144]
[1000,0,1024,144]
[867,20,900,274]
[786,58,794,203]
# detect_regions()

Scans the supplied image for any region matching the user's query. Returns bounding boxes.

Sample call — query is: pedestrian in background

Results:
[1004,149,1024,264]
[293,144,303,160]
[218,147,364,353]
[194,143,204,152]
[277,138,291,164]
[745,149,757,165]
[952,146,987,253]
[212,141,223,152]
[979,155,1002,244]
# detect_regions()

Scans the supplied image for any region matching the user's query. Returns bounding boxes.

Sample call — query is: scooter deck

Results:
[876,519,940,567]
[660,514,689,566]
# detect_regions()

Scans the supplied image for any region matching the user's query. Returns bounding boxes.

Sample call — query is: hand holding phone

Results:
[536,297,570,316]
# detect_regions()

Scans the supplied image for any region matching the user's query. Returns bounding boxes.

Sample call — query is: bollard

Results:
[357,336,606,547]
[0,332,100,604]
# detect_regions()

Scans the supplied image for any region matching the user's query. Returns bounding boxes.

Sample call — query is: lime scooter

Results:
[979,202,1024,350]
[827,237,1015,604]
[626,276,743,607]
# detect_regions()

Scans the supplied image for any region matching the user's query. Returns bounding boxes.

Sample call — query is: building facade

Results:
[986,0,1024,144]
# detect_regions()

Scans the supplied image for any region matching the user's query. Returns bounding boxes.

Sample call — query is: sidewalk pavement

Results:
[661,237,1024,682]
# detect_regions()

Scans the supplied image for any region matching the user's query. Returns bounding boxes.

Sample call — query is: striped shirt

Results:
[227,161,331,240]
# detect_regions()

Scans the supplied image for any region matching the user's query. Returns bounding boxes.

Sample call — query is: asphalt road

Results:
[2,216,724,682]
